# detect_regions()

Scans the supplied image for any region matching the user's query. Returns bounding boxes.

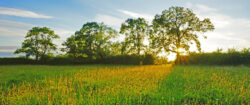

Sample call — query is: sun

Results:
[177,48,188,55]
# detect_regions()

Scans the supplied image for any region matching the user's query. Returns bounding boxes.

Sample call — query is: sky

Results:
[0,0,250,57]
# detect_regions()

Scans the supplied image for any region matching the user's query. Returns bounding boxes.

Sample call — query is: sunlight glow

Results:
[177,48,188,55]
[167,53,176,61]
[158,48,191,61]
[158,52,176,61]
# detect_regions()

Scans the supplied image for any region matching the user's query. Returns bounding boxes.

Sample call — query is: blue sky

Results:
[0,0,250,57]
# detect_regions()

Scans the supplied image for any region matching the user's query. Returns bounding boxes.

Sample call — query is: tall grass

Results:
[0,65,249,104]
[0,65,171,104]
[154,65,249,104]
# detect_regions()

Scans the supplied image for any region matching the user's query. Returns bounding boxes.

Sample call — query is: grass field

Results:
[0,65,249,105]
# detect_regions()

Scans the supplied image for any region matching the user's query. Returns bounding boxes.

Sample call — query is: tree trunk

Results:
[176,51,180,64]
[35,53,39,62]
[99,53,104,60]
[137,46,140,55]
[35,35,39,62]
[176,31,181,64]
[137,36,141,55]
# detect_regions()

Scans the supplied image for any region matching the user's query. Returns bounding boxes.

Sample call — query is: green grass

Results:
[0,65,132,92]
[154,65,249,105]
[0,65,249,105]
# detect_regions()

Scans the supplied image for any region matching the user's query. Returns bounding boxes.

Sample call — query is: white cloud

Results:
[95,10,154,29]
[189,4,250,52]
[195,4,217,12]
[53,29,75,48]
[0,20,33,37]
[0,19,74,53]
[95,14,123,28]
[0,45,18,52]
[0,7,53,19]
[117,9,154,22]
[0,19,74,38]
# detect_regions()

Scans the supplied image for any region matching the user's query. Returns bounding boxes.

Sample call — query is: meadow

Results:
[0,65,249,105]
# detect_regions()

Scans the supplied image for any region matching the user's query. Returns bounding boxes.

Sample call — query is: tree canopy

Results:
[120,18,148,55]
[15,6,215,63]
[62,22,118,59]
[150,6,214,63]
[14,27,59,61]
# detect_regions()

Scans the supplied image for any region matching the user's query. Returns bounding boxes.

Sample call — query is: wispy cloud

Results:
[0,19,74,38]
[0,7,53,19]
[195,4,217,12]
[95,10,154,28]
[187,3,250,52]
[54,29,75,49]
[0,19,74,53]
[0,20,33,37]
[117,9,154,22]
[0,45,18,52]
[95,14,123,28]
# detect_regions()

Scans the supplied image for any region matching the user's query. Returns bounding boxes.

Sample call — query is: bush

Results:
[142,54,155,65]
[101,55,141,65]
[180,48,250,66]
[100,54,155,65]
[0,58,35,65]
[0,54,157,65]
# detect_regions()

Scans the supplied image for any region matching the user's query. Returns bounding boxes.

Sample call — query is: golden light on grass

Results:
[1,65,172,105]
[0,65,249,104]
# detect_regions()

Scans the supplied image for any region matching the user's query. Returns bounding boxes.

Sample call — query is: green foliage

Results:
[154,57,169,65]
[150,6,214,63]
[101,54,155,65]
[63,22,118,59]
[0,58,35,65]
[101,55,142,65]
[0,54,157,65]
[181,48,250,65]
[14,27,59,61]
[120,18,148,55]
[12,6,217,64]
[142,54,155,65]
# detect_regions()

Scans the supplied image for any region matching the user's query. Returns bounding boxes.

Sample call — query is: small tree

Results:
[61,35,81,58]
[14,27,59,61]
[120,18,148,55]
[151,6,214,63]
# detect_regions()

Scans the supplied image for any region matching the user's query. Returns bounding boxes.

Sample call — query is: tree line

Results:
[14,6,214,64]
[180,48,250,65]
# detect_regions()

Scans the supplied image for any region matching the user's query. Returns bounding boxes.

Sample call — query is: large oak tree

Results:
[151,6,214,63]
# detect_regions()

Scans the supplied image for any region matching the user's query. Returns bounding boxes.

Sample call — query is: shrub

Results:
[180,48,250,65]
[0,58,35,65]
[0,54,157,65]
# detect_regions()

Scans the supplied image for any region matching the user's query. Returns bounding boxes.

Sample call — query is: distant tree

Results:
[120,18,148,55]
[63,22,118,59]
[61,35,81,58]
[151,6,214,63]
[14,27,59,61]
[110,41,124,55]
